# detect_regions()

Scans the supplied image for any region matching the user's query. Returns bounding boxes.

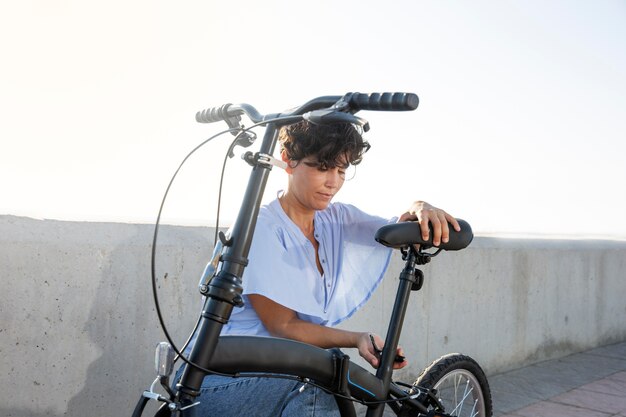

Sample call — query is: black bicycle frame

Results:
[159,93,432,417]
[176,123,282,397]
[177,96,346,395]
[177,252,429,417]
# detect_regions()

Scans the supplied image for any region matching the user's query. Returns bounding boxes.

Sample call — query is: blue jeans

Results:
[173,365,341,417]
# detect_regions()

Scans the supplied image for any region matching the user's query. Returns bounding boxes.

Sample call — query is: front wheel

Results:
[403,353,492,417]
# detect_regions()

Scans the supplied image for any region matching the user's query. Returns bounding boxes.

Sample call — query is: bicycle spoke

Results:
[454,374,461,409]
[448,378,475,416]
[470,398,478,417]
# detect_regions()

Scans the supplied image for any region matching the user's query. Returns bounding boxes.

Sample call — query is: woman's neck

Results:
[279,190,324,276]
[278,191,315,237]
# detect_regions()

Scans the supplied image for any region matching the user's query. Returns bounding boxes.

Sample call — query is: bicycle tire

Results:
[401,353,492,417]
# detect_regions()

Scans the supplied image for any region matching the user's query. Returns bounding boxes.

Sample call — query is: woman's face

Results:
[286,154,349,211]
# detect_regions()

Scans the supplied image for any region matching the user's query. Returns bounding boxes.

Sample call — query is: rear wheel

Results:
[403,353,492,417]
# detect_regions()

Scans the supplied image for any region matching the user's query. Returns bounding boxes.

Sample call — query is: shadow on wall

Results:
[62,227,203,417]
[63,230,154,416]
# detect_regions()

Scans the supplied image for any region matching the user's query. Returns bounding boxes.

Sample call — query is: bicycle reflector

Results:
[155,342,175,378]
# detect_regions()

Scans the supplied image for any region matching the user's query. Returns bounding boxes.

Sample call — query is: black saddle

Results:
[374,219,473,251]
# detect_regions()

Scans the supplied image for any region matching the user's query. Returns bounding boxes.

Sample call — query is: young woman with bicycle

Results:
[175,119,460,416]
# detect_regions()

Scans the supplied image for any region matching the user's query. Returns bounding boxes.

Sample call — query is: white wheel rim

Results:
[432,369,486,417]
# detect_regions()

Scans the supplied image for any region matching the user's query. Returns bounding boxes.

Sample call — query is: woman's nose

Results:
[324,169,343,188]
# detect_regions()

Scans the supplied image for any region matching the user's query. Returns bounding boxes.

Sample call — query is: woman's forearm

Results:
[271,316,363,349]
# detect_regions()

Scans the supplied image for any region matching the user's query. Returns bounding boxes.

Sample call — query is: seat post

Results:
[366,249,420,417]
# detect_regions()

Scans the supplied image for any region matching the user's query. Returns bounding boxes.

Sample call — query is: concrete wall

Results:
[1,215,625,416]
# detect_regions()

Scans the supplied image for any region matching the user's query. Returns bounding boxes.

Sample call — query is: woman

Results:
[183,120,459,416]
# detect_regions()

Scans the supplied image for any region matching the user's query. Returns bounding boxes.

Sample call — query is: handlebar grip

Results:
[346,92,419,111]
[196,104,237,123]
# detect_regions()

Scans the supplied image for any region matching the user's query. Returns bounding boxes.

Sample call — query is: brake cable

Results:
[149,115,302,375]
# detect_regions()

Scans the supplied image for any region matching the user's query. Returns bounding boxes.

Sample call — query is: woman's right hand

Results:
[357,332,408,370]
[357,332,381,368]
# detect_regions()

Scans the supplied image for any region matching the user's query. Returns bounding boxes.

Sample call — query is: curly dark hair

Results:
[278,121,371,168]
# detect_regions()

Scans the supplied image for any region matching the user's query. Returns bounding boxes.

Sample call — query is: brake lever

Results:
[221,112,256,157]
[369,334,406,363]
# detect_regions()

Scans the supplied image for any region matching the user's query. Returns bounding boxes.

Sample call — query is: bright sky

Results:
[1,0,625,238]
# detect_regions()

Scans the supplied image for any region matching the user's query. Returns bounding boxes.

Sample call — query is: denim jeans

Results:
[173,365,341,417]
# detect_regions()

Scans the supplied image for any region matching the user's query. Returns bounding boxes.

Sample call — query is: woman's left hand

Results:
[398,201,460,247]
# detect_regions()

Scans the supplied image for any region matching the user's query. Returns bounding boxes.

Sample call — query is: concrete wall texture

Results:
[1,215,625,416]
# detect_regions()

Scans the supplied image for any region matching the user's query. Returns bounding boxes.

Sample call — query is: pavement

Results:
[360,341,626,416]
[491,341,626,417]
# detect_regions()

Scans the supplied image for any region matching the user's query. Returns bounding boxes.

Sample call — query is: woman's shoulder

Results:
[255,201,283,234]
[318,202,394,232]
[320,201,353,217]
[254,198,297,244]
[320,201,374,221]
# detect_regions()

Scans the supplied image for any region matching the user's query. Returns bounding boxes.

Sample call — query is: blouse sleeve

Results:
[240,202,395,327]
[324,203,393,325]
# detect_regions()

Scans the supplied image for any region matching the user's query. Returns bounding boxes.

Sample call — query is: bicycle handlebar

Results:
[195,92,419,124]
[195,103,265,124]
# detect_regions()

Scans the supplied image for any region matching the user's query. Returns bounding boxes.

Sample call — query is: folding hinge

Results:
[242,152,287,170]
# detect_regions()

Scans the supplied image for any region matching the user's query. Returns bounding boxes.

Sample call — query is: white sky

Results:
[1,0,625,238]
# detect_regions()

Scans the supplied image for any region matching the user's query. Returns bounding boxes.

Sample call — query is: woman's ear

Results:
[281,150,294,174]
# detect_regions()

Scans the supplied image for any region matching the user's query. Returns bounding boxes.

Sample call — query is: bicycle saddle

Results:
[374,219,473,251]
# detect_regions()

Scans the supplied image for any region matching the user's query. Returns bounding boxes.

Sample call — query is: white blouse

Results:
[222,197,393,336]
